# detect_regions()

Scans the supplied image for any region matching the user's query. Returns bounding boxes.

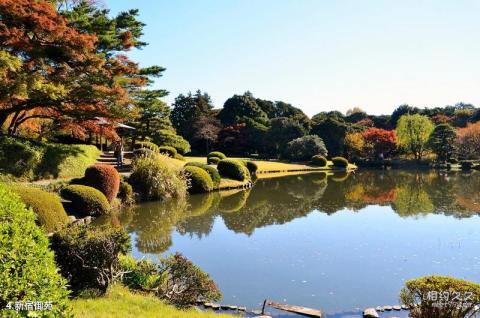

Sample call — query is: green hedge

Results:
[0,183,70,316]
[217,159,251,181]
[184,162,221,188]
[83,164,120,203]
[159,146,177,158]
[184,166,214,193]
[134,141,159,153]
[61,185,111,217]
[207,151,227,160]
[311,155,328,167]
[332,156,349,168]
[153,129,191,154]
[245,161,258,174]
[207,157,221,165]
[0,136,100,180]
[13,186,69,233]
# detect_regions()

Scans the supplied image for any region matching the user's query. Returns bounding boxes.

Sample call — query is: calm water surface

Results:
[120,170,480,316]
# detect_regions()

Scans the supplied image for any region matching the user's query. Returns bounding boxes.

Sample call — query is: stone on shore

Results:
[363,308,379,318]
[383,305,393,311]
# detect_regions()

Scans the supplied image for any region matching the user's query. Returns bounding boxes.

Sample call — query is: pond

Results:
[119,170,480,317]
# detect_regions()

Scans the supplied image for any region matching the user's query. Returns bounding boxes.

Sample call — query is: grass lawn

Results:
[71,284,232,318]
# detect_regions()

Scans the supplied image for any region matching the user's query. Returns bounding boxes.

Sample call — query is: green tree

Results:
[264,117,307,157]
[311,117,349,156]
[170,90,215,143]
[390,104,420,128]
[428,124,457,162]
[396,114,434,160]
[218,92,268,126]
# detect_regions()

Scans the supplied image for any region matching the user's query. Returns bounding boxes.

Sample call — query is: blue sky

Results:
[106,0,480,116]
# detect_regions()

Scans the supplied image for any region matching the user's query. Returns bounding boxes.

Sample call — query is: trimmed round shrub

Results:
[153,129,191,154]
[158,146,177,158]
[208,151,227,160]
[217,159,251,181]
[50,225,131,295]
[61,185,111,217]
[311,155,328,167]
[83,164,120,203]
[184,166,214,193]
[0,183,70,316]
[400,275,480,318]
[13,186,69,233]
[207,156,221,165]
[134,141,159,152]
[185,162,221,188]
[129,157,188,201]
[332,156,349,168]
[118,178,134,205]
[245,160,258,174]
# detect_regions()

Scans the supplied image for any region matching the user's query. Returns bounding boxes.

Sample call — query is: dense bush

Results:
[217,159,251,181]
[61,185,111,217]
[332,156,349,168]
[0,183,70,316]
[118,177,134,205]
[400,275,480,318]
[158,253,222,308]
[134,141,159,152]
[184,166,214,193]
[50,225,131,295]
[83,164,120,203]
[158,146,178,157]
[119,255,163,291]
[311,155,328,167]
[184,162,221,188]
[13,186,69,233]
[245,160,258,174]
[174,153,186,161]
[0,136,100,180]
[153,129,191,154]
[129,157,188,201]
[207,156,221,165]
[283,135,328,161]
[207,151,227,160]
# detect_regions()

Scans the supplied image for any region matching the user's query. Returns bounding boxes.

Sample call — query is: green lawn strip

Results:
[71,284,232,318]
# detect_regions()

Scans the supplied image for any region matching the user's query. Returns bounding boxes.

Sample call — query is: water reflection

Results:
[121,170,480,254]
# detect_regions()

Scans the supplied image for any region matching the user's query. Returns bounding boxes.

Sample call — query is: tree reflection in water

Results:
[119,170,480,253]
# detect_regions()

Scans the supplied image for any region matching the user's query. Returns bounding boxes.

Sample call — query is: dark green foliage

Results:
[429,124,457,162]
[118,178,134,205]
[12,186,69,233]
[207,151,227,160]
[311,155,328,167]
[61,185,111,217]
[283,135,328,161]
[245,161,258,174]
[134,141,159,153]
[153,129,191,154]
[311,118,348,157]
[391,104,420,127]
[50,225,131,295]
[218,92,268,126]
[207,157,221,164]
[83,164,120,203]
[0,183,70,316]
[184,162,221,188]
[332,156,349,168]
[158,146,177,157]
[400,276,480,318]
[264,117,307,156]
[184,166,214,193]
[217,159,251,181]
[129,157,188,201]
